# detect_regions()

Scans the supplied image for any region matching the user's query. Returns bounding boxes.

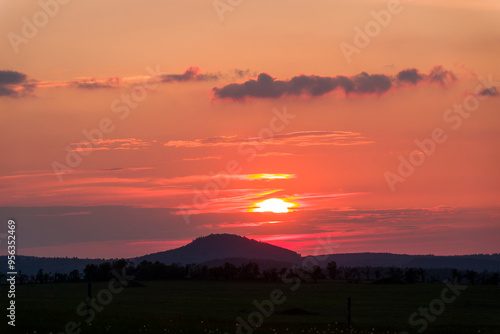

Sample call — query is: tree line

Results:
[1,259,499,285]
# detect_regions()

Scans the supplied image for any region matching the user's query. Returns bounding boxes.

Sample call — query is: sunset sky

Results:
[1,0,499,259]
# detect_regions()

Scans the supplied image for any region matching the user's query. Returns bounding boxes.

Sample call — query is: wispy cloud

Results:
[34,211,91,217]
[159,66,219,83]
[70,138,153,152]
[164,131,373,148]
[182,156,223,161]
[71,77,121,89]
[255,152,293,157]
[154,173,295,186]
[0,66,228,96]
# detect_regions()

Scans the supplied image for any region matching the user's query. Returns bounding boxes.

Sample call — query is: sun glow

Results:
[247,173,295,180]
[252,198,296,213]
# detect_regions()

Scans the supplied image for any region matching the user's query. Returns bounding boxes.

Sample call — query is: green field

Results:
[1,280,499,334]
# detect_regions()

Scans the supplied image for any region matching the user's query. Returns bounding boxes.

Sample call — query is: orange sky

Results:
[0,0,499,258]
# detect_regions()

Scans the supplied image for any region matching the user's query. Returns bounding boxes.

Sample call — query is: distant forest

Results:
[2,259,499,285]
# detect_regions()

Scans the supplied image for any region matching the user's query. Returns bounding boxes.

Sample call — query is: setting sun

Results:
[252,198,296,213]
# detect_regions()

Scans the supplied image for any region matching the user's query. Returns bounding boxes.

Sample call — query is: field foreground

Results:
[1,280,499,334]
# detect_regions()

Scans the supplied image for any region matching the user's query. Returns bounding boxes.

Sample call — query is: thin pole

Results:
[347,297,351,327]
[87,283,92,315]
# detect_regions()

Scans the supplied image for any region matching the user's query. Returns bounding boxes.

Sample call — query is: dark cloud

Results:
[0,70,26,85]
[396,68,423,85]
[160,66,219,83]
[477,86,499,97]
[213,66,457,100]
[0,70,28,97]
[428,66,456,86]
[0,85,17,97]
[213,72,393,100]
[353,72,392,94]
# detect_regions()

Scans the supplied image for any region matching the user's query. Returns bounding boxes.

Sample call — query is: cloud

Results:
[182,156,222,161]
[70,138,152,152]
[4,66,223,95]
[160,66,219,83]
[396,68,423,84]
[256,152,293,157]
[0,70,26,85]
[427,66,456,86]
[100,167,155,172]
[164,131,373,148]
[0,70,29,97]
[155,174,294,186]
[72,77,121,89]
[34,211,91,217]
[477,86,499,97]
[212,66,456,100]
[232,68,256,79]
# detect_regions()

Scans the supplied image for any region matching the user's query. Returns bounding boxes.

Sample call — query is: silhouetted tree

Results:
[279,267,289,279]
[238,262,260,280]
[327,261,338,279]
[465,270,478,285]
[97,262,113,281]
[164,262,187,280]
[362,266,371,280]
[389,267,403,281]
[416,268,427,283]
[404,268,418,283]
[209,265,225,280]
[68,269,81,282]
[263,268,279,282]
[54,272,68,283]
[18,273,28,284]
[112,259,129,273]
[84,264,99,281]
[488,272,499,285]
[222,263,238,280]
[311,265,325,282]
[451,269,463,283]
[189,264,209,280]
[135,260,155,280]
[36,269,45,283]
[293,266,311,283]
[350,268,361,283]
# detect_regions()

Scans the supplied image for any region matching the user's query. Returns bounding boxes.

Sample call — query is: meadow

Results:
[1,280,499,334]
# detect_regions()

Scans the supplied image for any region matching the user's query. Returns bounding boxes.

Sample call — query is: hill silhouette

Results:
[2,234,499,275]
[132,233,302,265]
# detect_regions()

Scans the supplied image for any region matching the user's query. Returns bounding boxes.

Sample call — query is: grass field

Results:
[1,280,499,334]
